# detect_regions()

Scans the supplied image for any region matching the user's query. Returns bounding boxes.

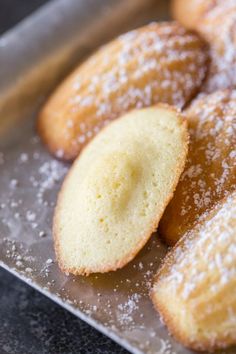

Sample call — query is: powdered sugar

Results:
[154,192,236,346]
[162,192,236,304]
[58,22,208,155]
[200,2,236,92]
[0,128,170,351]
[162,90,236,237]
[117,293,141,325]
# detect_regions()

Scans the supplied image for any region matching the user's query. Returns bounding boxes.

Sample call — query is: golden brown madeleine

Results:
[159,90,236,246]
[172,0,236,92]
[38,22,208,161]
[198,2,236,92]
[171,0,218,29]
[151,192,236,352]
[53,105,188,275]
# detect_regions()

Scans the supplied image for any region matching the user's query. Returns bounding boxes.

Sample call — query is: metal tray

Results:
[0,1,235,353]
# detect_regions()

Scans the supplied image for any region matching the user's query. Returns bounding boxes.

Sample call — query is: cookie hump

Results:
[38,22,207,161]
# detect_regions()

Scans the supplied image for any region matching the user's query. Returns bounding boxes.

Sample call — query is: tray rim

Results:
[0,260,143,354]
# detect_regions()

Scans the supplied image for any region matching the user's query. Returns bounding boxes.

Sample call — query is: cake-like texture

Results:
[159,90,236,246]
[38,22,208,161]
[151,192,236,352]
[54,105,188,275]
[172,0,236,92]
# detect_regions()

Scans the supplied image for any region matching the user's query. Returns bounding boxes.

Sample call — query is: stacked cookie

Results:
[38,22,207,160]
[37,9,236,353]
[172,0,236,92]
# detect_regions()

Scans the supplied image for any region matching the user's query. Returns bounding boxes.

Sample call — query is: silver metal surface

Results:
[0,1,235,353]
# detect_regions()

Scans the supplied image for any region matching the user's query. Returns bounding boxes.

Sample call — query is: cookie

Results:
[38,22,207,161]
[159,90,236,245]
[171,0,218,29]
[151,192,236,352]
[172,0,236,92]
[199,2,236,92]
[54,105,188,275]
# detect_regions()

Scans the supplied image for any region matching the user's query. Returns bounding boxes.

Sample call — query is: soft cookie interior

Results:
[54,105,188,275]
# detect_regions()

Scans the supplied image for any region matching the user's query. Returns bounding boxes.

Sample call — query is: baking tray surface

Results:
[0,1,235,353]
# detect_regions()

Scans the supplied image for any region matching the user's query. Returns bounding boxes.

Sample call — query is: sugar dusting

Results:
[160,193,236,315]
[163,90,236,237]
[200,1,236,92]
[117,293,141,325]
[153,192,236,350]
[56,22,208,154]
[0,136,68,277]
[184,90,236,211]
[0,133,176,353]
